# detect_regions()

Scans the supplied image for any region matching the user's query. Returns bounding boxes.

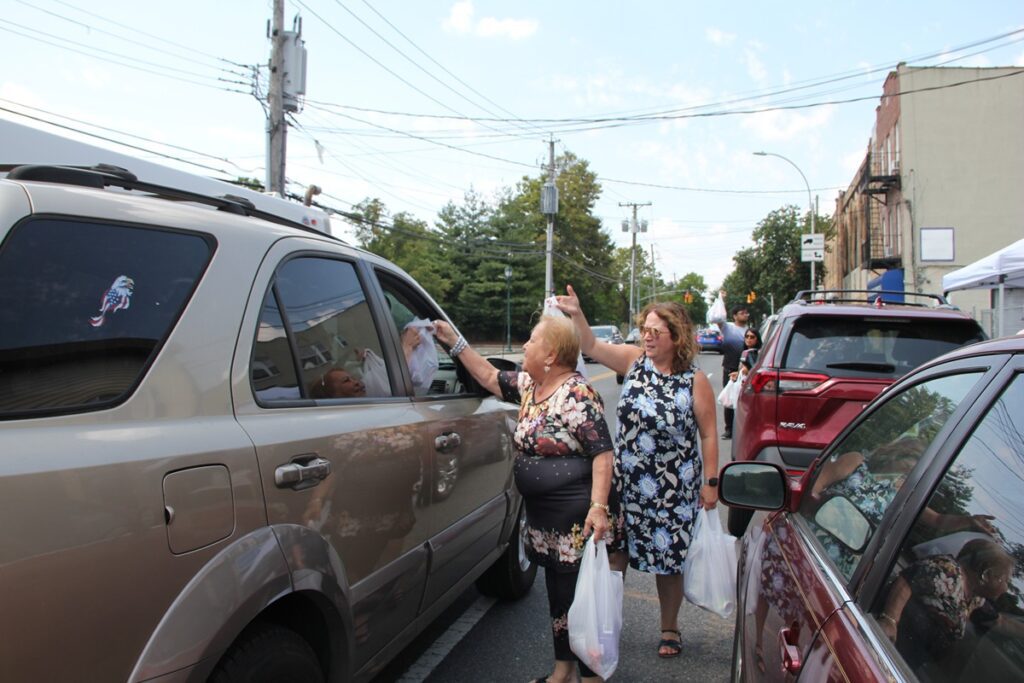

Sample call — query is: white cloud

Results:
[705,28,736,47]
[443,1,537,40]
[743,47,767,84]
[741,103,835,141]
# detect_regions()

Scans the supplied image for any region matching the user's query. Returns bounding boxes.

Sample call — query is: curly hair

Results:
[635,301,698,374]
[536,316,581,369]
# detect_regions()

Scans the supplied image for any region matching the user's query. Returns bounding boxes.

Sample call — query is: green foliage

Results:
[233,176,265,192]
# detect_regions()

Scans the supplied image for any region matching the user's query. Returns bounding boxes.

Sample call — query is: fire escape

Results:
[858,148,902,269]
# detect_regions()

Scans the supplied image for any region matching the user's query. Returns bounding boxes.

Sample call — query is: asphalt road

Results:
[373,350,735,683]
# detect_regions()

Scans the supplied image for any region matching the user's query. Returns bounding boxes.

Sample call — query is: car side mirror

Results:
[813,495,871,553]
[719,462,787,510]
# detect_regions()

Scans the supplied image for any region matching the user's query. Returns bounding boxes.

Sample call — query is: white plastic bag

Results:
[717,377,741,408]
[708,293,727,324]
[568,537,623,679]
[684,508,737,618]
[404,318,439,394]
[359,348,391,397]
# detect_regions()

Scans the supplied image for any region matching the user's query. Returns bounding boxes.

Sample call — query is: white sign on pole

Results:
[801,233,824,250]
[801,248,824,262]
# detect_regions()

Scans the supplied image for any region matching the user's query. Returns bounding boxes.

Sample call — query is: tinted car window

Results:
[783,316,985,378]
[0,217,212,417]
[253,257,392,403]
[874,372,1024,681]
[799,372,982,579]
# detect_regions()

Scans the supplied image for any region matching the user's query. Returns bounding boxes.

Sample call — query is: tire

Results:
[727,507,754,538]
[476,503,537,600]
[209,622,324,683]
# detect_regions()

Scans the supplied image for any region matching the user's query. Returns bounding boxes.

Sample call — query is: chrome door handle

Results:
[275,456,332,490]
[434,432,462,451]
[779,628,802,674]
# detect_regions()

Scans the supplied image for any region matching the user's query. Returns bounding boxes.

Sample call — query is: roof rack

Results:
[5,164,342,241]
[791,289,950,308]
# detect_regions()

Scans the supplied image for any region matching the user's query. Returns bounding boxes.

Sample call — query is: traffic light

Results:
[746,291,757,304]
[683,291,693,304]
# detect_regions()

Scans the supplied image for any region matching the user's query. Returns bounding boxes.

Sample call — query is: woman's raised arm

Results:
[431,320,501,397]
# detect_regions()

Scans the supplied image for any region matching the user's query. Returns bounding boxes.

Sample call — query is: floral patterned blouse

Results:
[900,554,986,653]
[498,370,615,572]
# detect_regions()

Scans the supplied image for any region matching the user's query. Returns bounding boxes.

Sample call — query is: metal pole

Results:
[544,138,555,300]
[505,265,513,352]
[629,226,637,324]
[754,152,814,290]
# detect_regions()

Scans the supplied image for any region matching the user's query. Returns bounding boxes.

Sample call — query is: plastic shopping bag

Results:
[708,293,727,324]
[404,318,439,394]
[717,377,741,408]
[568,537,623,679]
[683,508,738,618]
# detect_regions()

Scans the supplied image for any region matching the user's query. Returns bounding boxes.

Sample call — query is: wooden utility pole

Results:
[266,0,287,196]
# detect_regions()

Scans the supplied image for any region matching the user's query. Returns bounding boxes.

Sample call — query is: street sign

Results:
[801,233,824,250]
[801,248,824,262]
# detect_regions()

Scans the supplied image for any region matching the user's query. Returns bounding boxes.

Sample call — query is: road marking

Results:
[395,595,497,682]
[589,369,614,381]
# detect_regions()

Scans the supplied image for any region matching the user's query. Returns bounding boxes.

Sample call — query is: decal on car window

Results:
[89,275,135,328]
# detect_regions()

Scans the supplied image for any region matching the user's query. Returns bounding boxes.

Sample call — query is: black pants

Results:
[545,568,597,678]
[722,369,737,435]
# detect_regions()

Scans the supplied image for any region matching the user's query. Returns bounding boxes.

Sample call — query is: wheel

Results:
[209,622,324,683]
[616,374,624,384]
[434,452,460,501]
[476,503,537,600]
[727,507,754,538]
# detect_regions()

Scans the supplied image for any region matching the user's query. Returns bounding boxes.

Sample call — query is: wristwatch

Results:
[706,477,719,487]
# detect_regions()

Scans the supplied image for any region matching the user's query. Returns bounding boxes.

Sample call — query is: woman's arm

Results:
[811,451,865,497]
[692,370,719,509]
[431,320,501,397]
[879,576,912,641]
[584,451,613,540]
[555,284,642,375]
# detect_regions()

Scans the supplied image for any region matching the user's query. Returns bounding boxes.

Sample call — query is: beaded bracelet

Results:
[449,336,469,358]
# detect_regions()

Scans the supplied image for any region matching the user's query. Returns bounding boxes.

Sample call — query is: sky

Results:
[2,0,1023,292]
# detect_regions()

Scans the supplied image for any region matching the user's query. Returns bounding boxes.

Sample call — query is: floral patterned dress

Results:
[615,355,703,574]
[498,370,616,572]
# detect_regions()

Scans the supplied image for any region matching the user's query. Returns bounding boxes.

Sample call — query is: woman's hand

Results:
[701,482,719,510]
[965,514,997,534]
[554,284,582,318]
[583,505,610,541]
[729,371,738,381]
[431,319,458,346]
[879,614,898,642]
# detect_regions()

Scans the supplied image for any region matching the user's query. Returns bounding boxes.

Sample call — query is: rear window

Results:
[0,217,213,418]
[591,325,617,338]
[782,315,985,378]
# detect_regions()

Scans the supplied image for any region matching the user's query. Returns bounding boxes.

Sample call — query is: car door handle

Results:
[779,627,802,674]
[275,456,332,490]
[434,432,462,452]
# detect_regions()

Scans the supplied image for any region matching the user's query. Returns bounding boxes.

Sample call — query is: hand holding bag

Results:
[568,537,623,679]
[683,508,738,618]
[708,293,727,324]
[717,377,741,408]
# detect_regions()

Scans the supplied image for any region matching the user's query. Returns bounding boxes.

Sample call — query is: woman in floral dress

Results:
[432,316,619,683]
[556,285,720,658]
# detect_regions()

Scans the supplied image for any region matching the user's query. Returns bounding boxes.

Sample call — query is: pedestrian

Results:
[716,298,750,439]
[734,328,762,382]
[555,285,719,659]
[431,316,620,683]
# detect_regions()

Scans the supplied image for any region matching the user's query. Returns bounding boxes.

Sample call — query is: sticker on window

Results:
[90,275,135,328]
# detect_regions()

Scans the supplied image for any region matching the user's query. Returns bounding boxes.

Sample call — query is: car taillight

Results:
[749,368,778,393]
[777,371,829,392]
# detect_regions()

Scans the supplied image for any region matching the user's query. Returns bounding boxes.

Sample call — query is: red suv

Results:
[728,290,985,536]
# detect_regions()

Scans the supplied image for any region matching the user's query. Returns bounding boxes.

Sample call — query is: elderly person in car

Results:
[432,316,620,683]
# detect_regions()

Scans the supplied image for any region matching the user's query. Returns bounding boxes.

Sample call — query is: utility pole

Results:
[650,243,656,304]
[619,201,650,327]
[266,0,286,196]
[541,136,558,299]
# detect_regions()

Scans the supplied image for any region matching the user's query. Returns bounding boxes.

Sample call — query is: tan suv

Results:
[0,164,534,682]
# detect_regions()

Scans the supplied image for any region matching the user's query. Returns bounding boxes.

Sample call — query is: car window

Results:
[252,256,393,403]
[873,372,1024,682]
[799,372,983,580]
[0,217,213,417]
[783,316,985,378]
[377,271,471,396]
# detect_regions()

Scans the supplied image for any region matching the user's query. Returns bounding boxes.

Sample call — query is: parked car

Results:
[586,324,626,384]
[697,326,724,353]
[0,164,535,682]
[720,333,1024,682]
[625,327,641,343]
[728,289,986,536]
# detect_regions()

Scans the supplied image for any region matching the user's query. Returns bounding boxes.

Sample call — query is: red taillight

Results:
[777,371,829,392]
[749,368,778,393]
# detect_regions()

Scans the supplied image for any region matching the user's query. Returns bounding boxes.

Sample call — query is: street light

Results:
[504,264,513,352]
[754,151,816,290]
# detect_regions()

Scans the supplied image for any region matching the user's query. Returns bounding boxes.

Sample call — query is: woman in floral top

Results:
[556,285,719,659]
[432,316,618,683]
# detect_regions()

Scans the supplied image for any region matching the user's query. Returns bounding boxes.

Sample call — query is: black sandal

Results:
[658,629,682,658]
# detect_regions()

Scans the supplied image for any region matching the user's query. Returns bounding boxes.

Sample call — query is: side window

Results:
[798,372,982,580]
[251,257,392,403]
[873,373,1024,682]
[0,217,212,417]
[376,272,469,397]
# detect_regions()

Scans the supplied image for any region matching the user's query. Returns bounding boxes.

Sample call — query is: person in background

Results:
[431,316,619,683]
[716,299,750,439]
[734,328,763,381]
[556,285,719,660]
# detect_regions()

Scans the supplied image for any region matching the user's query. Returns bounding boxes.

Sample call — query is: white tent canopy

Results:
[943,238,1024,292]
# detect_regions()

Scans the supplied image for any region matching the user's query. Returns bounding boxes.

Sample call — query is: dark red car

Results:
[720,334,1024,682]
[728,290,985,536]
